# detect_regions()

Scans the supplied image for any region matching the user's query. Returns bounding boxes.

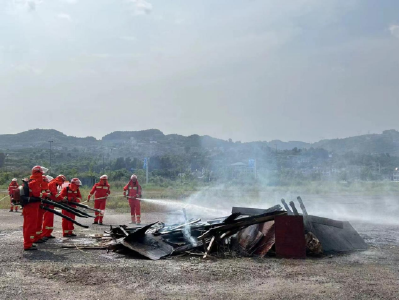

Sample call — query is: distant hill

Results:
[312,130,399,155]
[0,129,97,149]
[0,128,398,157]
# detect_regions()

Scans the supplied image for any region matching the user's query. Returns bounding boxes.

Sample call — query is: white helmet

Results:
[130,174,137,181]
[46,175,54,182]
[12,178,18,182]
[100,175,108,180]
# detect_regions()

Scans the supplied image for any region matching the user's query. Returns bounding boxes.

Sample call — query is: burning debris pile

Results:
[106,197,368,260]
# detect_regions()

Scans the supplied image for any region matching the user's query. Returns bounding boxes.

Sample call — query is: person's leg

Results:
[34,207,45,242]
[23,203,38,249]
[99,200,106,224]
[135,199,141,224]
[62,209,70,237]
[129,199,136,224]
[41,205,55,238]
[93,200,100,223]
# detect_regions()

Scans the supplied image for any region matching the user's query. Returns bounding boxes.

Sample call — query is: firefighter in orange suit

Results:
[8,178,19,212]
[40,174,66,239]
[88,175,110,225]
[123,174,142,224]
[33,175,52,244]
[23,166,48,251]
[60,178,82,237]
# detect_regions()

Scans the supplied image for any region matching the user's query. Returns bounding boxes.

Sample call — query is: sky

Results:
[0,0,398,142]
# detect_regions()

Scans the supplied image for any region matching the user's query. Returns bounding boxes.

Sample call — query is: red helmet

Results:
[57,174,67,182]
[100,175,108,180]
[32,165,48,175]
[70,178,82,186]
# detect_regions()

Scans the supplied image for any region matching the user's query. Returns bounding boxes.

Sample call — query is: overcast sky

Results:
[0,0,398,142]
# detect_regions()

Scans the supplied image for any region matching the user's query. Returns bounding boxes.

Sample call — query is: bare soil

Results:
[0,208,398,300]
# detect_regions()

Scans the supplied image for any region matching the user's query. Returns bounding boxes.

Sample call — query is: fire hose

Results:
[0,195,9,202]
[40,205,89,228]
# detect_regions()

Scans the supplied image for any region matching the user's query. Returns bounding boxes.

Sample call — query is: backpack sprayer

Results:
[12,184,102,229]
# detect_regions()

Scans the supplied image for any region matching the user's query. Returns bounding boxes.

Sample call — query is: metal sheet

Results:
[305,216,367,252]
[231,205,282,216]
[275,215,306,259]
[253,221,275,257]
[122,234,174,260]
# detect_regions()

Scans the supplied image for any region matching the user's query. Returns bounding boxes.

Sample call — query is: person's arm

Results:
[123,184,128,197]
[76,189,82,203]
[59,187,68,202]
[137,184,142,197]
[88,184,96,201]
[107,184,111,196]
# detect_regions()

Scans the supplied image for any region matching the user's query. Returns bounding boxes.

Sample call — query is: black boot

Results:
[24,245,38,251]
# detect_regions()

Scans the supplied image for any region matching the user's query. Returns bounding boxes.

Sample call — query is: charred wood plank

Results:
[198,211,287,240]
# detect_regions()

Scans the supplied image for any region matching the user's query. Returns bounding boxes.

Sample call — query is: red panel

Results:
[275,215,306,259]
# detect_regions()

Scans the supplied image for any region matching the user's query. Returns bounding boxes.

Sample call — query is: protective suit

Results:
[123,175,142,224]
[8,179,19,212]
[88,175,110,225]
[40,175,66,239]
[23,166,48,250]
[60,178,82,237]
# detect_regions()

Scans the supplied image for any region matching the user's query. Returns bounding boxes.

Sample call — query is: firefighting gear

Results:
[22,173,45,250]
[32,165,48,175]
[60,183,82,237]
[12,178,17,182]
[124,178,142,224]
[130,174,138,181]
[100,174,108,180]
[70,178,82,186]
[40,178,63,238]
[89,179,110,224]
[56,174,67,184]
[8,180,19,212]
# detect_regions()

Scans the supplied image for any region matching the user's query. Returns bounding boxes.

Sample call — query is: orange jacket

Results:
[48,180,63,202]
[8,182,19,196]
[123,180,141,199]
[89,182,110,199]
[60,185,81,203]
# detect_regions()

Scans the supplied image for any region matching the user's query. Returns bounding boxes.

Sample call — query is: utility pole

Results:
[146,158,149,184]
[48,140,53,173]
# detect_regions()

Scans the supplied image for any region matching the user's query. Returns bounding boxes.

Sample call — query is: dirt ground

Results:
[0,208,398,300]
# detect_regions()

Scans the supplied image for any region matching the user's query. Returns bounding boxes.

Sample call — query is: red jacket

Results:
[60,185,81,203]
[28,180,42,197]
[89,182,111,200]
[123,180,141,199]
[8,182,19,196]
[48,180,63,202]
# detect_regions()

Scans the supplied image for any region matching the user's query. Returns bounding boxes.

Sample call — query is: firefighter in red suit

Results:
[60,178,82,237]
[8,178,19,212]
[123,174,142,224]
[33,175,52,244]
[40,174,66,239]
[23,165,48,251]
[88,175,110,225]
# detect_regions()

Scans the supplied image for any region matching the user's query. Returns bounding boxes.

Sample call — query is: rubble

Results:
[105,197,368,260]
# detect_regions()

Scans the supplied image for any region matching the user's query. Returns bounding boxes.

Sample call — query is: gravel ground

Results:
[0,208,398,300]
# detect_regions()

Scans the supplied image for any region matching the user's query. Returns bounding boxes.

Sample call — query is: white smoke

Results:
[389,24,399,38]
[127,0,152,15]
